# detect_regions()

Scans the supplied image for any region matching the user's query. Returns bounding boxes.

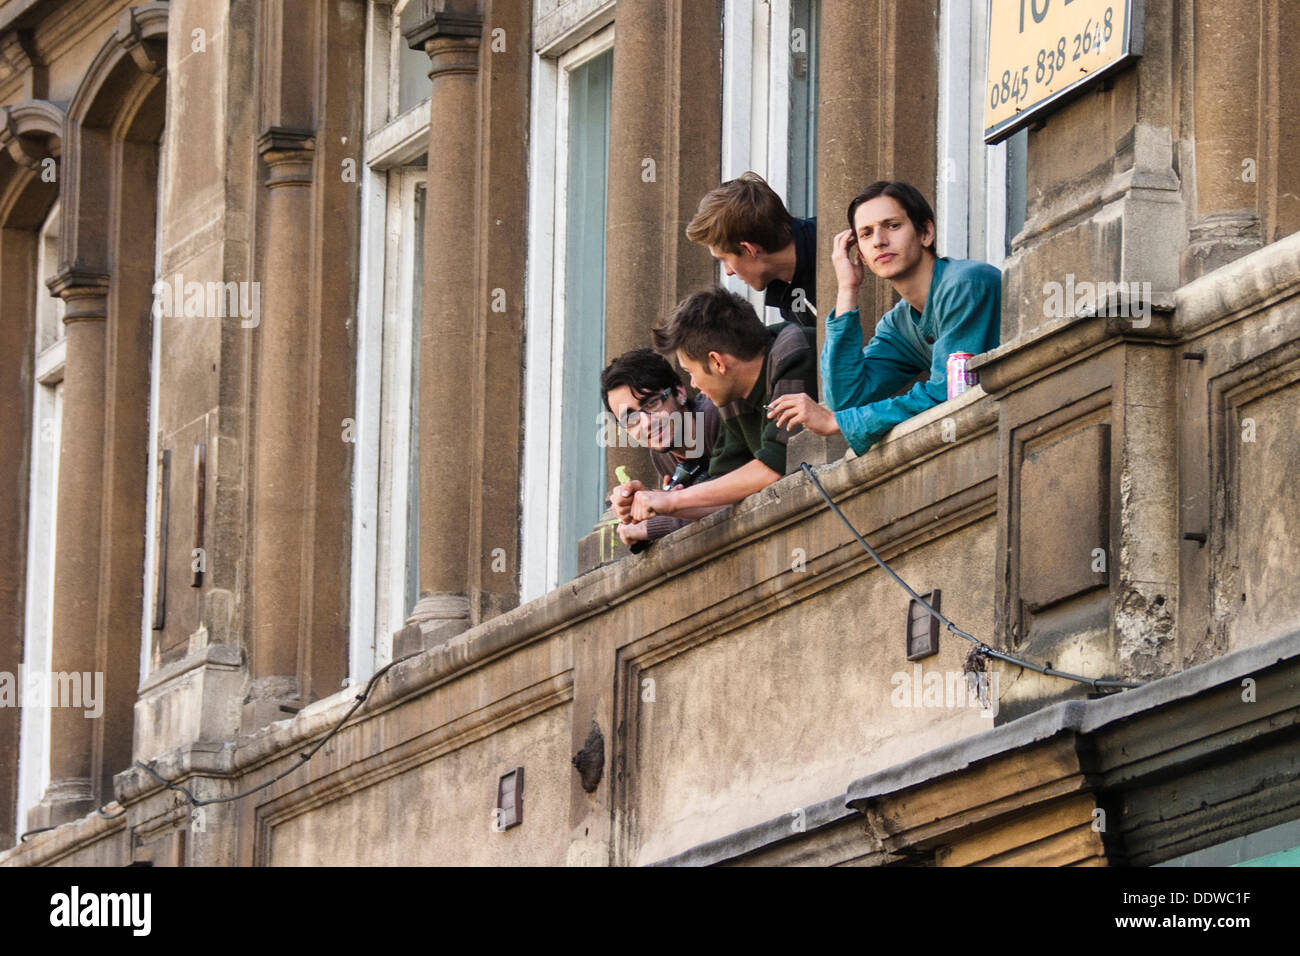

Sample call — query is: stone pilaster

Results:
[397,5,482,655]
[29,269,110,831]
[246,127,315,729]
[1259,0,1300,242]
[816,0,939,349]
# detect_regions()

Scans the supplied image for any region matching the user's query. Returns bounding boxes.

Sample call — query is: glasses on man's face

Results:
[616,387,675,431]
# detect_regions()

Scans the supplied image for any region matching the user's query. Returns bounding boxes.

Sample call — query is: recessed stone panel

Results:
[1229,375,1300,651]
[1019,422,1110,612]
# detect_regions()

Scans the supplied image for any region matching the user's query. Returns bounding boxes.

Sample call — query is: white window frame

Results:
[937,0,1010,267]
[18,201,66,833]
[141,124,167,681]
[350,0,432,681]
[521,23,615,602]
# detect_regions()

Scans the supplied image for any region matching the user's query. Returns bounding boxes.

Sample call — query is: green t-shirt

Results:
[714,321,819,476]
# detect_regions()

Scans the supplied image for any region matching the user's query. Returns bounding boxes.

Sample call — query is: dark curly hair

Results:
[600,348,683,413]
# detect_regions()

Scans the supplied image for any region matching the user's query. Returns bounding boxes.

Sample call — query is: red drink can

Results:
[946,352,976,400]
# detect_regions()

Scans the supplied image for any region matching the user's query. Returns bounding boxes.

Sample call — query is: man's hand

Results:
[631,489,674,522]
[767,393,840,435]
[832,228,864,292]
[616,521,649,548]
[610,479,645,523]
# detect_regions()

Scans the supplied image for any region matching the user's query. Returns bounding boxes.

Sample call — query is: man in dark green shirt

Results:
[627,286,817,525]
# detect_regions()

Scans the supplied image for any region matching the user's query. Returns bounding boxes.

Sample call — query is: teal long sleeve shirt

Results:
[820,257,1002,455]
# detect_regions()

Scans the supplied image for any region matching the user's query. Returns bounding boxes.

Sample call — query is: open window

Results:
[17,201,65,832]
[721,0,820,318]
[936,0,1027,268]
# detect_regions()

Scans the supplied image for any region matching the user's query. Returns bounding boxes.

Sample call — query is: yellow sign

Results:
[984,0,1143,143]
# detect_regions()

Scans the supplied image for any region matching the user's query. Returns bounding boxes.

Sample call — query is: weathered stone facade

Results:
[2,0,1299,866]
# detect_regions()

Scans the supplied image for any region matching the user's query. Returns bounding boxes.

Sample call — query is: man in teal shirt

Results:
[767,181,1001,455]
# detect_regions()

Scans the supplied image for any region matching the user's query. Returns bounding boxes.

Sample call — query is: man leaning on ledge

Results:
[602,347,748,549]
[768,181,1002,454]
[619,286,818,526]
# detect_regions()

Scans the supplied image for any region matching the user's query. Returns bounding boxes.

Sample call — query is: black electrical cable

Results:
[133,652,415,809]
[99,653,418,819]
[799,461,1143,692]
[19,654,414,842]
[19,803,125,843]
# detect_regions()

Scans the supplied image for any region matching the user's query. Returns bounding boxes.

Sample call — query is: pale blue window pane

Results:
[558,50,612,585]
[788,0,819,219]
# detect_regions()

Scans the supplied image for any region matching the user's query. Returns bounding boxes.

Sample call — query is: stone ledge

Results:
[0,800,126,867]
[648,792,858,867]
[655,627,1300,868]
[1173,228,1300,336]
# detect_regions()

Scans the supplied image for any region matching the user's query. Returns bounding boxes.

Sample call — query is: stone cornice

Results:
[970,304,1177,397]
[1173,227,1300,338]
[972,234,1300,396]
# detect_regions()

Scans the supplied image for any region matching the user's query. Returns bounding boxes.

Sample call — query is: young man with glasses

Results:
[601,348,747,548]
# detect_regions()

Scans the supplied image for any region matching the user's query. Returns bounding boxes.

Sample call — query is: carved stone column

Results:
[28,269,110,830]
[397,6,482,653]
[246,128,315,728]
